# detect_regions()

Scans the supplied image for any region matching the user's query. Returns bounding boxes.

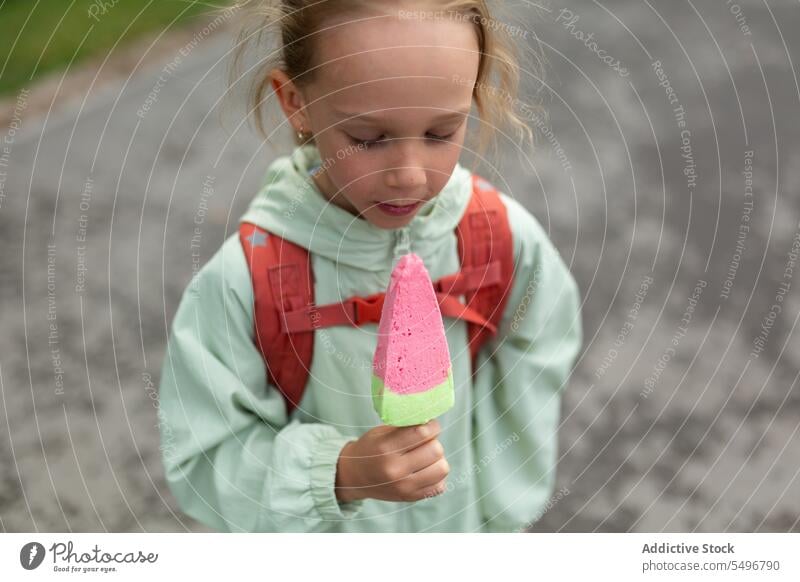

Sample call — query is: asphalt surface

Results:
[0,1,798,532]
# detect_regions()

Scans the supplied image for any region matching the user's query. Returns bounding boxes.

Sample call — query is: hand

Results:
[335,419,449,503]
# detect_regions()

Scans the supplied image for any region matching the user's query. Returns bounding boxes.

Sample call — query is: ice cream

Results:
[371,253,454,426]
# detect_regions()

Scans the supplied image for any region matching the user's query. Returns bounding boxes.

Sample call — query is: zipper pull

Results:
[392,226,412,267]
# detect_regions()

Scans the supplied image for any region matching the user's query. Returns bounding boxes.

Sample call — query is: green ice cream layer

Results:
[371,369,454,427]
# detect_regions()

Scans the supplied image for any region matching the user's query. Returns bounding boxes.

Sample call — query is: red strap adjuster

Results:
[352,294,385,326]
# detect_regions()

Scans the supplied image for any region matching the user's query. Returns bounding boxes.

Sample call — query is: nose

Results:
[383,140,427,192]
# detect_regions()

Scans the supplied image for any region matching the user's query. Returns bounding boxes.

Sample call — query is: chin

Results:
[364,210,418,230]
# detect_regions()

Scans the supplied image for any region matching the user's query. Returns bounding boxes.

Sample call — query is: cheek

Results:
[428,145,462,187]
[326,154,378,202]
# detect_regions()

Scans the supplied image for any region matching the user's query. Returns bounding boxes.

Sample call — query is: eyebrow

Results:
[334,108,471,124]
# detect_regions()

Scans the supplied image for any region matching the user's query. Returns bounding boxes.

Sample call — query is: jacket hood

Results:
[239,143,473,272]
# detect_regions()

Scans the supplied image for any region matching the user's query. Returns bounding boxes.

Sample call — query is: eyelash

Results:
[348,131,457,149]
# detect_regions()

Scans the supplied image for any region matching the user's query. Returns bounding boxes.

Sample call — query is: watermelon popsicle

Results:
[371,253,454,427]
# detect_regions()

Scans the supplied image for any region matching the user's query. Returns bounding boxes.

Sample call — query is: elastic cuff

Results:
[310,434,365,521]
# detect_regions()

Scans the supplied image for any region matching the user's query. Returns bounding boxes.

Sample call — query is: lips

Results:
[375,200,423,217]
[379,201,421,208]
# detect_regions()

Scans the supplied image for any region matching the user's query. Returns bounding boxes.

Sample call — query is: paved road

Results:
[1,1,798,532]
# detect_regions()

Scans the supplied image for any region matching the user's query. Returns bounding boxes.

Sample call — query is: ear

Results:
[270,68,312,134]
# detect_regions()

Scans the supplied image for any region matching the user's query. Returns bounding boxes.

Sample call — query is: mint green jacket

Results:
[158,144,583,532]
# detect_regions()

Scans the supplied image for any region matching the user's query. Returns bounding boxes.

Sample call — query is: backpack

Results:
[239,174,515,416]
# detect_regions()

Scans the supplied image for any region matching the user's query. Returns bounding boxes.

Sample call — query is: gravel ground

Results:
[0,1,798,532]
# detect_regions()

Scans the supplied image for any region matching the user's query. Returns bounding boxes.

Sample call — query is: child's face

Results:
[273,11,480,229]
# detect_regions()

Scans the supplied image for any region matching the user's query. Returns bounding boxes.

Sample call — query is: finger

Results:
[386,419,441,454]
[401,438,446,474]
[408,459,450,496]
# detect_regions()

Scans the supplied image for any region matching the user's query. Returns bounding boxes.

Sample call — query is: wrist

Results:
[335,441,363,503]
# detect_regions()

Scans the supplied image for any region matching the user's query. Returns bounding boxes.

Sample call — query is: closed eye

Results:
[348,132,457,149]
[426,131,457,143]
[349,134,388,148]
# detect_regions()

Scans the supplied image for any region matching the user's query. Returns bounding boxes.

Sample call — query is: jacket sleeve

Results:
[471,196,583,533]
[158,234,365,532]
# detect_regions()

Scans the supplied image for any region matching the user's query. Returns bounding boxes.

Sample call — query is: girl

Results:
[158,0,583,533]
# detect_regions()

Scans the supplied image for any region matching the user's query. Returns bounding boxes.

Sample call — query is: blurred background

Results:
[0,0,798,532]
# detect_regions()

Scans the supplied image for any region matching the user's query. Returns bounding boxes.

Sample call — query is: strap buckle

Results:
[352,294,385,326]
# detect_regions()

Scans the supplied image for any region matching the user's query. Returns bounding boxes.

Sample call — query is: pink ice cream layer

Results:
[372,253,452,395]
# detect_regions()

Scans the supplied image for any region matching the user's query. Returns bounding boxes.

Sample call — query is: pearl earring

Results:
[297,125,309,141]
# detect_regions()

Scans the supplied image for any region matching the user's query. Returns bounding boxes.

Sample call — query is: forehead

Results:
[308,13,480,115]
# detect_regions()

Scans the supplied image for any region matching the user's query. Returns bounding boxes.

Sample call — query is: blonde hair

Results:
[229,0,544,165]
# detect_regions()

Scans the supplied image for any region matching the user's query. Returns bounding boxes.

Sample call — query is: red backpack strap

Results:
[239,222,314,416]
[450,175,516,367]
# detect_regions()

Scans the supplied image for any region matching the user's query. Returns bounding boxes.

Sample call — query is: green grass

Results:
[0,0,230,96]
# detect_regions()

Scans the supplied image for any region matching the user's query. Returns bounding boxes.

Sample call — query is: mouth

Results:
[374,200,424,217]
